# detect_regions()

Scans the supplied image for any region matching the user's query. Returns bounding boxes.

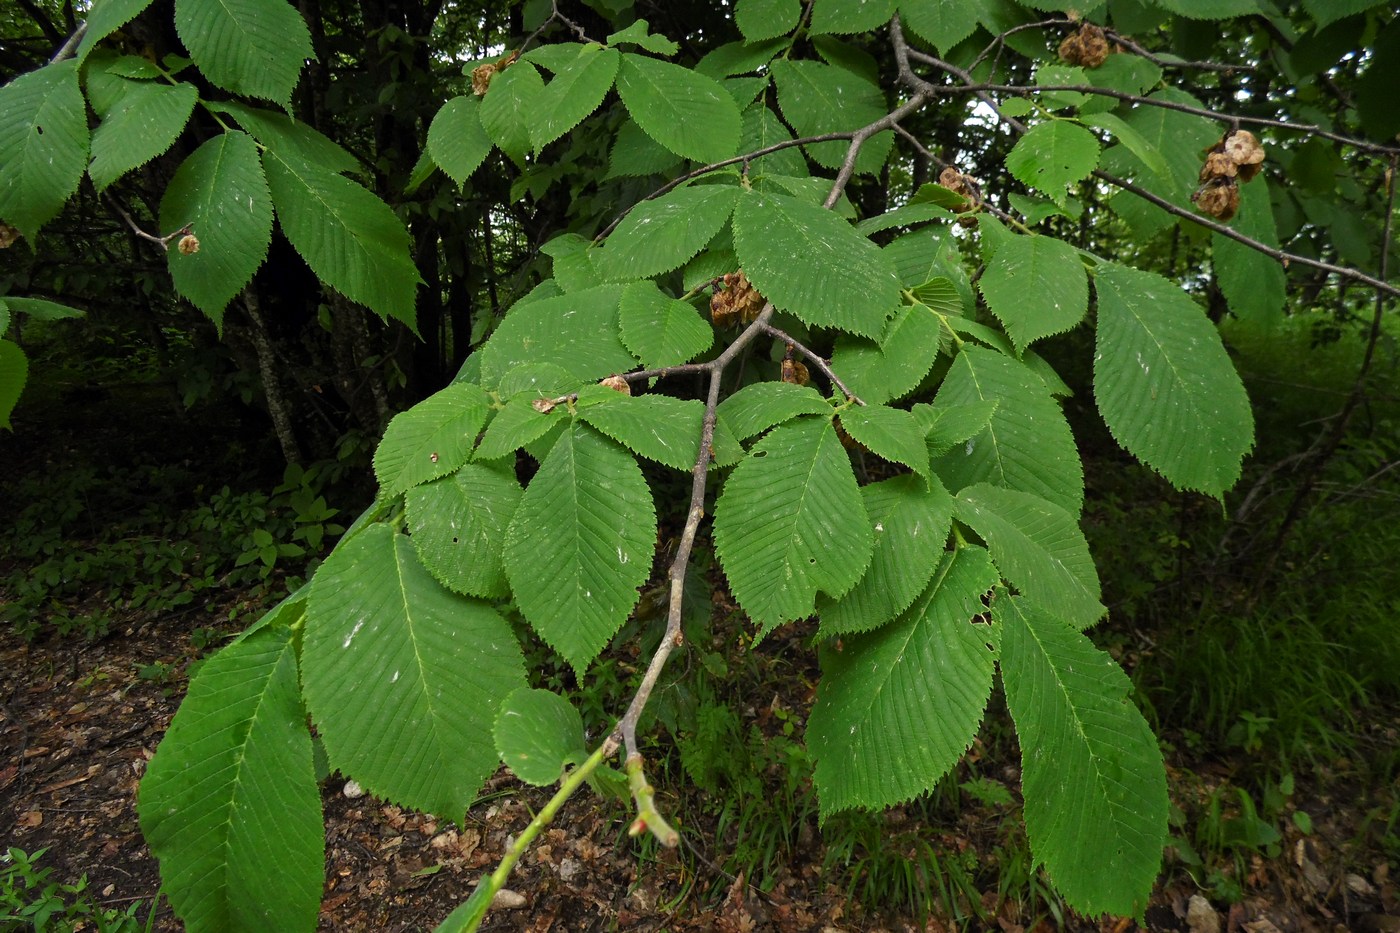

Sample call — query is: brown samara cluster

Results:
[1058,23,1111,69]
[1192,130,1267,222]
[938,166,983,228]
[471,50,519,96]
[710,271,765,327]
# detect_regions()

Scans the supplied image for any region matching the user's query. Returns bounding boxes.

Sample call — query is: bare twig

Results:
[607,301,777,771]
[759,322,864,404]
[106,196,191,251]
[823,90,930,209]
[1092,169,1400,300]
[891,27,1400,301]
[1104,29,1255,74]
[942,78,1400,156]
[594,132,863,242]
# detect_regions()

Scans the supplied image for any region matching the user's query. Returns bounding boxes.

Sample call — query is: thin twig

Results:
[759,322,864,404]
[594,132,864,242]
[892,29,1400,300]
[943,78,1400,156]
[608,302,777,768]
[106,196,191,251]
[1104,29,1255,74]
[1093,169,1400,300]
[823,91,930,209]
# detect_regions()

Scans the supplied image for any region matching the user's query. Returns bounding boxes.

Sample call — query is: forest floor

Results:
[2,612,1397,933]
[2,381,1398,932]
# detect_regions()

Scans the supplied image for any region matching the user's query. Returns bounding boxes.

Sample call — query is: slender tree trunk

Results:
[242,288,304,464]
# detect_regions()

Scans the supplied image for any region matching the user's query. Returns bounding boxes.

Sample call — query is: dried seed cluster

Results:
[1192,130,1267,221]
[1058,23,1111,69]
[710,271,764,327]
[938,167,983,228]
[472,51,519,96]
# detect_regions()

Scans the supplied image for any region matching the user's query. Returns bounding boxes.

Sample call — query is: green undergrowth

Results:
[1,847,153,932]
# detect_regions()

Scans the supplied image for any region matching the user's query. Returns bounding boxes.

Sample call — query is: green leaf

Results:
[1005,120,1100,205]
[809,546,999,817]
[88,79,197,192]
[2,297,85,321]
[838,404,931,481]
[954,484,1103,630]
[427,96,494,187]
[263,148,421,330]
[997,595,1167,918]
[1080,112,1169,182]
[605,119,683,179]
[594,185,739,280]
[374,383,491,497]
[1103,89,1217,234]
[139,621,322,933]
[216,101,360,175]
[899,0,980,53]
[577,393,710,470]
[175,0,311,105]
[815,474,954,637]
[479,284,635,388]
[917,399,998,456]
[735,0,802,41]
[830,302,944,404]
[76,0,158,63]
[531,45,620,150]
[540,233,603,293]
[977,234,1088,354]
[732,189,900,338]
[606,19,680,56]
[504,424,657,675]
[303,525,527,819]
[0,61,88,242]
[770,59,892,174]
[480,61,544,165]
[493,688,588,786]
[1157,0,1258,16]
[713,417,872,636]
[811,0,897,34]
[161,132,273,327]
[931,347,1084,515]
[1302,0,1387,27]
[617,281,713,369]
[473,396,564,460]
[1213,177,1286,325]
[855,202,953,236]
[406,461,521,599]
[1092,262,1254,497]
[0,340,29,430]
[616,53,741,163]
[715,381,831,440]
[697,38,787,78]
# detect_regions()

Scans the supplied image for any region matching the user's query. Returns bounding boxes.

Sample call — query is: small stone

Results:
[491,888,527,909]
[1187,894,1221,933]
[342,780,366,799]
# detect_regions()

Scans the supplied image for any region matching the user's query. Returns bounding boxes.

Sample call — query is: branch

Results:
[943,78,1400,157]
[49,20,86,63]
[1104,28,1256,74]
[1092,169,1400,300]
[106,196,192,251]
[594,131,862,242]
[759,322,864,405]
[892,29,1400,301]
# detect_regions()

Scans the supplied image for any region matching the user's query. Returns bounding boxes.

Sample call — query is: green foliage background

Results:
[2,0,1398,929]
